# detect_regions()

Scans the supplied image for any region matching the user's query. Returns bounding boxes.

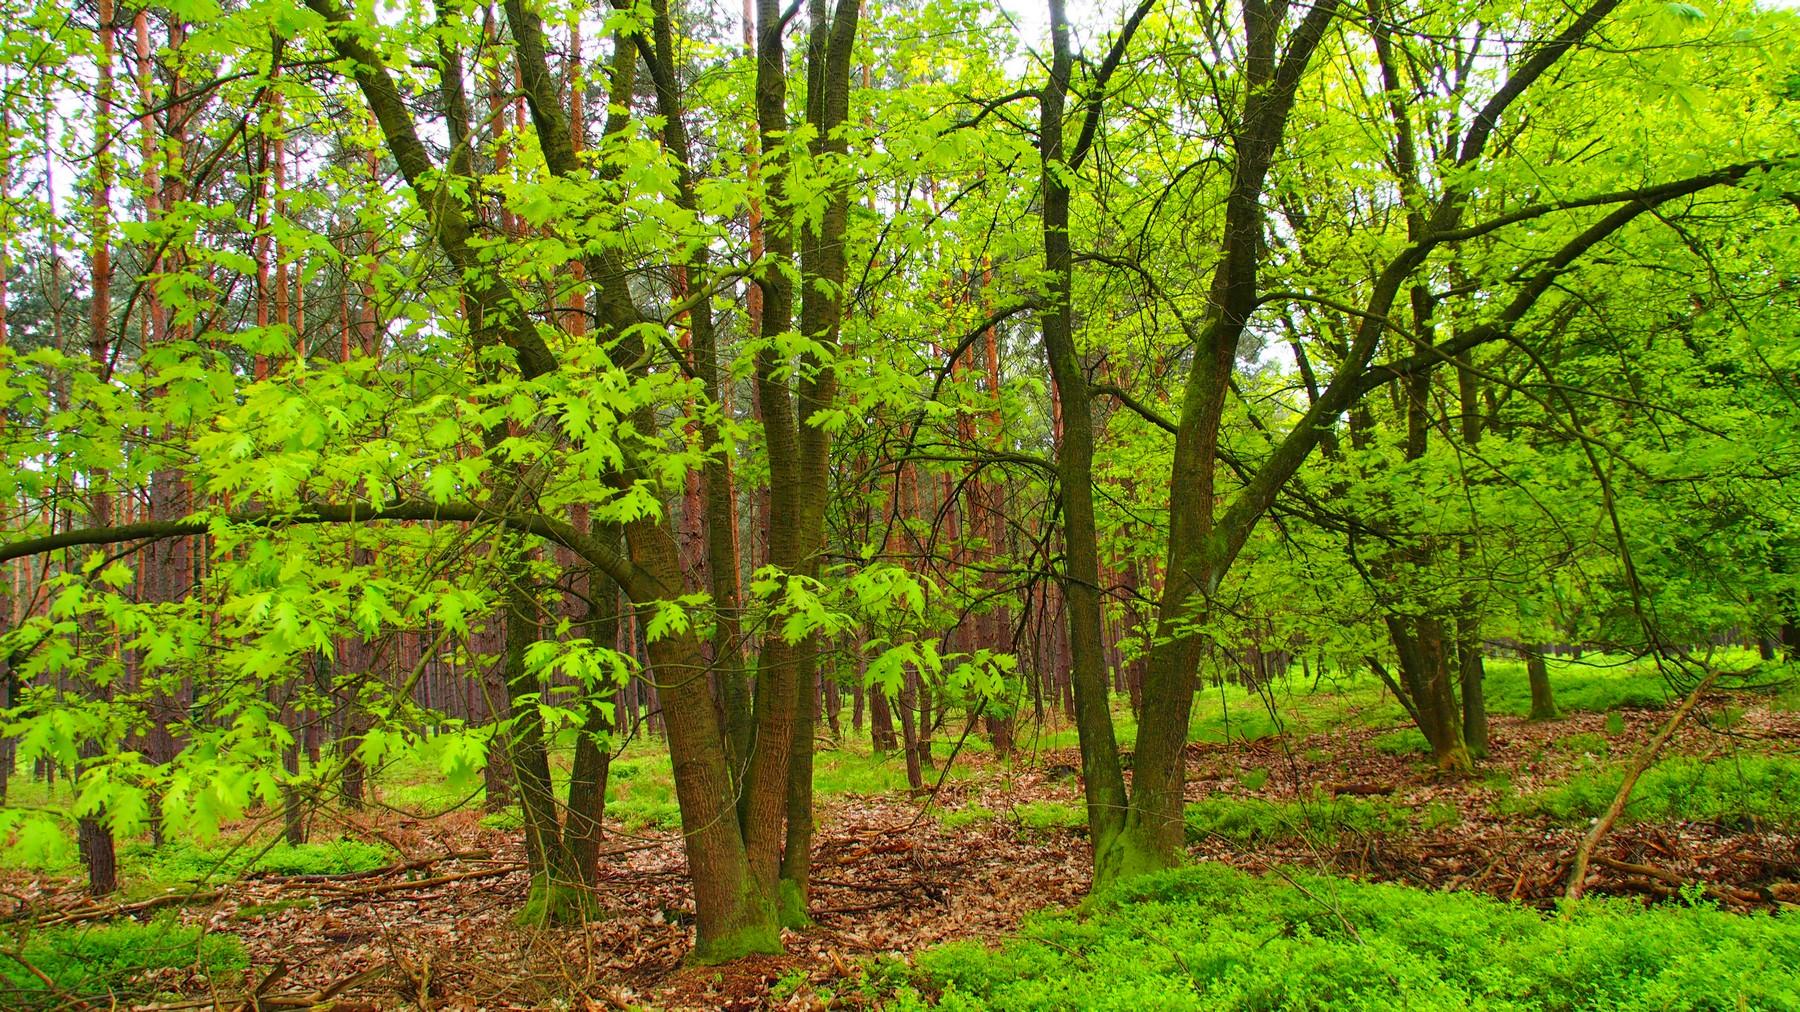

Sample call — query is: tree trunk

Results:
[897,672,923,792]
[562,537,619,898]
[1388,616,1472,772]
[77,783,118,897]
[1527,648,1558,720]
[915,680,935,771]
[1038,0,1153,889]
[282,740,306,845]
[869,686,895,753]
[1457,614,1488,757]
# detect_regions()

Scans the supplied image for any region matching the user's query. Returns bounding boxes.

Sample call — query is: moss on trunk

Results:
[517,875,599,927]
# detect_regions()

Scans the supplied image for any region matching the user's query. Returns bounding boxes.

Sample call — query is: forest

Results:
[0,0,1798,1006]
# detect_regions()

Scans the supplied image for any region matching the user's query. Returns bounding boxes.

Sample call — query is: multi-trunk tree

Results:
[0,0,1794,970]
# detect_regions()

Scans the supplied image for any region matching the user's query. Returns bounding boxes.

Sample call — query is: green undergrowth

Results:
[1483,656,1675,716]
[1012,800,1087,834]
[0,917,247,1007]
[1549,732,1612,756]
[608,752,682,831]
[603,731,980,831]
[883,864,1800,1010]
[1184,794,1457,846]
[940,803,996,830]
[479,806,526,830]
[126,836,394,885]
[997,794,1457,846]
[1371,728,1430,755]
[0,822,393,892]
[1507,753,1800,829]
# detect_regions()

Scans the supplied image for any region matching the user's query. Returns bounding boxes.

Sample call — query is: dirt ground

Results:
[7,697,1798,1010]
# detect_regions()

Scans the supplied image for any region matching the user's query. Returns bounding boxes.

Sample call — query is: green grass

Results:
[883,864,1800,1010]
[607,752,682,831]
[1187,678,1394,746]
[122,837,395,886]
[0,821,394,894]
[1011,801,1087,834]
[1371,728,1430,755]
[1549,732,1611,756]
[1183,794,1456,846]
[0,917,247,1007]
[247,839,393,876]
[1507,753,1800,829]
[1485,656,1671,715]
[940,803,996,830]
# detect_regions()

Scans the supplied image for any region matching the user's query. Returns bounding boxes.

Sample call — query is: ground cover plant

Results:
[0,656,1793,1008]
[2,0,1798,1005]
[886,865,1800,1011]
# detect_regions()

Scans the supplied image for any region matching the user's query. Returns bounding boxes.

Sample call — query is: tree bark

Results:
[1526,648,1558,720]
[1040,0,1131,882]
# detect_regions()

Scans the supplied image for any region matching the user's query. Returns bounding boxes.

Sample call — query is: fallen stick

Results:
[17,850,514,927]
[1592,854,1685,884]
[254,849,493,884]
[242,963,392,1009]
[811,898,909,917]
[1564,668,1721,903]
[1590,855,1762,905]
[30,888,226,928]
[313,863,523,899]
[1325,782,1395,797]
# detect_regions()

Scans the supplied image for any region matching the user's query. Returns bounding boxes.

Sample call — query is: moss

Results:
[778,877,813,930]
[941,803,996,830]
[1371,729,1431,755]
[1090,825,1178,895]
[691,919,785,965]
[689,876,784,965]
[516,874,600,927]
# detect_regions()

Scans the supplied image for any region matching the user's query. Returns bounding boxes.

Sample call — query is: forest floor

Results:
[4,671,1799,1010]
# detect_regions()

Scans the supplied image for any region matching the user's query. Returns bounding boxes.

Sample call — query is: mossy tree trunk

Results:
[1039,0,1132,885]
[317,0,863,956]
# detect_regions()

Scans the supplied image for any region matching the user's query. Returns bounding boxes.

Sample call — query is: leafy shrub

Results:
[0,917,247,1006]
[895,864,1800,1010]
[0,811,79,872]
[1238,767,1270,791]
[1509,754,1800,828]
